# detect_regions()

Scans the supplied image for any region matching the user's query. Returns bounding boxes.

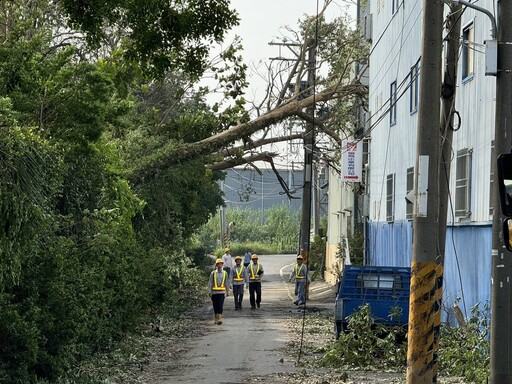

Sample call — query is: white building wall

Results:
[450,7,496,224]
[366,0,496,320]
[324,165,354,284]
[369,0,422,223]
[369,0,496,226]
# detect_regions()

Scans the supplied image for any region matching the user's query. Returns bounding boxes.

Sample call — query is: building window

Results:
[410,63,419,114]
[406,167,414,220]
[456,149,472,217]
[392,0,400,15]
[490,140,495,215]
[387,173,395,222]
[462,23,475,80]
[390,81,397,126]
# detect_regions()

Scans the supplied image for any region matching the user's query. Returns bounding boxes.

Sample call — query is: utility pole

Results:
[219,180,228,248]
[312,163,321,237]
[433,5,462,382]
[491,0,512,381]
[299,39,317,272]
[406,1,444,383]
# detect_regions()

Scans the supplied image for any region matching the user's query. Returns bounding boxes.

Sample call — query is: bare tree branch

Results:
[212,133,303,158]
[207,151,279,171]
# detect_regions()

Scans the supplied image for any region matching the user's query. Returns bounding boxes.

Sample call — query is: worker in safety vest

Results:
[208,258,230,324]
[288,254,308,305]
[248,254,264,309]
[231,256,248,310]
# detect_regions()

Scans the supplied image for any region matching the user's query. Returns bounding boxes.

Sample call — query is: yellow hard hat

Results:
[224,248,230,253]
[297,255,303,260]
[234,255,243,261]
[215,258,224,265]
[251,254,259,260]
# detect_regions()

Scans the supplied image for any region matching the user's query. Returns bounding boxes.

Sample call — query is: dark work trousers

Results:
[211,294,225,315]
[249,281,262,308]
[233,285,244,309]
[223,267,232,279]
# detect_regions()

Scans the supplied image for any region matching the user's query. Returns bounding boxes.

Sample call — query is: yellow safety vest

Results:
[212,270,227,291]
[295,264,305,279]
[249,264,261,281]
[233,266,245,282]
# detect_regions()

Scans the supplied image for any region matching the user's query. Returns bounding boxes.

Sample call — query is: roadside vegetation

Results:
[319,302,490,383]
[197,205,301,256]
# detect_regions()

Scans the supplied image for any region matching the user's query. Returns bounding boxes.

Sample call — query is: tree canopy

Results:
[59,0,239,77]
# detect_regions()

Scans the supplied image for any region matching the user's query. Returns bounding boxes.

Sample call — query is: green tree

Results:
[58,0,239,77]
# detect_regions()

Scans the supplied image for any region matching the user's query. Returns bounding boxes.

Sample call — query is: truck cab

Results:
[334,265,411,339]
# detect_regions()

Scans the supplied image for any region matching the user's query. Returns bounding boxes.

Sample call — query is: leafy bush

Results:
[322,304,407,370]
[438,302,490,383]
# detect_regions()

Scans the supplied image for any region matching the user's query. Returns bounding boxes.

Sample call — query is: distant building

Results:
[221,167,304,215]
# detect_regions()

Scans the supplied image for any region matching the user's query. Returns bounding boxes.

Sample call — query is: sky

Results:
[229,1,322,101]
[208,1,355,169]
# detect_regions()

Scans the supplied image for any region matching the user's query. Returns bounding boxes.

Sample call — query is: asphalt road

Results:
[149,254,336,384]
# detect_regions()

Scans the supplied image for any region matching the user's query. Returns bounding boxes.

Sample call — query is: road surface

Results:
[147,254,335,384]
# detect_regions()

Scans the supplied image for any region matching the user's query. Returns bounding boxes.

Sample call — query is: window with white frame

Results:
[406,167,414,220]
[387,173,395,222]
[390,81,397,126]
[410,63,419,114]
[462,22,475,80]
[455,149,472,217]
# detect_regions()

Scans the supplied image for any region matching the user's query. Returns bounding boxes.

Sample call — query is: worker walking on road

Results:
[222,248,233,278]
[209,258,230,324]
[231,256,248,310]
[288,255,308,305]
[243,248,252,267]
[248,254,264,309]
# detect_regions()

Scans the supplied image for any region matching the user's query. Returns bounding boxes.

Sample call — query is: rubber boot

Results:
[217,314,222,325]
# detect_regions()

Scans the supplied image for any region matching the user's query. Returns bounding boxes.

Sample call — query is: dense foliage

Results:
[196,205,301,255]
[0,2,231,382]
[59,0,239,77]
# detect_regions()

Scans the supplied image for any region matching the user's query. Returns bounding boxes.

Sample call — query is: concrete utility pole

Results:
[299,40,317,270]
[406,1,444,383]
[433,5,462,382]
[491,0,512,381]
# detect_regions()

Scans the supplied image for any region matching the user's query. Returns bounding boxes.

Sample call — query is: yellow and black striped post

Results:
[432,264,443,383]
[406,262,436,383]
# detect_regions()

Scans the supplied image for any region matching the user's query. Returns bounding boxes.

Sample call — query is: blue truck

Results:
[334,265,411,339]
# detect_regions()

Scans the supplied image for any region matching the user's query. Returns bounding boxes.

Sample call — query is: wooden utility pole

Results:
[491,0,512,381]
[406,1,444,383]
[433,5,462,382]
[299,39,317,275]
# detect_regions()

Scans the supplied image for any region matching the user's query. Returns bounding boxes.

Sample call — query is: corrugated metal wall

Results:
[368,221,491,322]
